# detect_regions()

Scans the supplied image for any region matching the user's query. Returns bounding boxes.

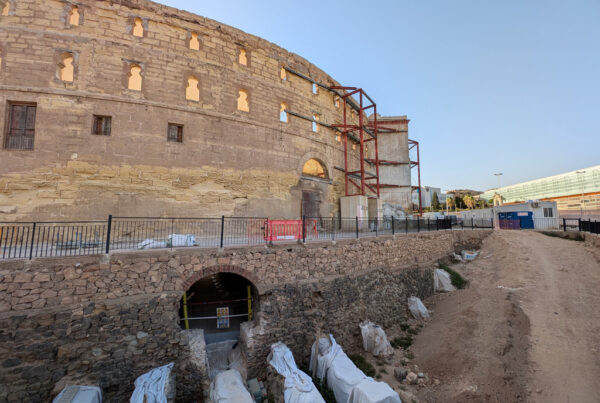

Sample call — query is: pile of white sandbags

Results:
[209,369,253,403]
[359,322,394,357]
[268,342,325,403]
[310,335,402,403]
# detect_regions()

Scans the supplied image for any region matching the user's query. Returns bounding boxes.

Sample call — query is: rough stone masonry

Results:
[0,230,490,401]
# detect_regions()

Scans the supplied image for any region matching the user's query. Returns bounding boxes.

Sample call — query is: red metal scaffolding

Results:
[330,87,380,197]
[408,139,423,216]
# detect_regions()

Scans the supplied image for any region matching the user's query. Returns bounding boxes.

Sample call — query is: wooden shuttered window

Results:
[92,115,111,136]
[5,103,37,150]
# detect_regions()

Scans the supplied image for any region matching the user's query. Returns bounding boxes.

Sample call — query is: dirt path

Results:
[411,230,600,402]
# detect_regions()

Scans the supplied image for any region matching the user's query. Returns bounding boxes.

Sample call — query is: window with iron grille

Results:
[4,102,36,150]
[167,123,183,143]
[543,207,553,217]
[92,115,111,136]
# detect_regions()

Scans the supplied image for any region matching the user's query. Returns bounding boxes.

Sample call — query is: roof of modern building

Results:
[479,165,600,202]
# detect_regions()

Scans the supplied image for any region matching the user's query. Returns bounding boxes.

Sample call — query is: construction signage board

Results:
[216,307,230,329]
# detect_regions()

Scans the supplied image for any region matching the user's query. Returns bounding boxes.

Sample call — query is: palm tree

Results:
[463,194,475,209]
[446,197,455,211]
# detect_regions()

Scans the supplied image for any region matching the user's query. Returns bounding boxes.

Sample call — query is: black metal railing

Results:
[575,218,600,235]
[0,221,107,260]
[0,215,495,260]
[493,217,598,232]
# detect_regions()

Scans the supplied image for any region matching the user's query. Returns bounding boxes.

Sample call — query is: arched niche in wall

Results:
[297,152,332,182]
[302,159,327,179]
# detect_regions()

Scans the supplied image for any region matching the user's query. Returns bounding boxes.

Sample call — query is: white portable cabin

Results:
[460,200,559,229]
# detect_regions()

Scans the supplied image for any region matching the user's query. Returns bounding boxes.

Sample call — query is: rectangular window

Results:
[92,115,112,136]
[543,207,553,217]
[312,114,319,133]
[167,123,183,143]
[4,103,36,150]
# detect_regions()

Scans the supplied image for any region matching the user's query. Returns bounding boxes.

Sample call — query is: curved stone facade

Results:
[0,0,379,220]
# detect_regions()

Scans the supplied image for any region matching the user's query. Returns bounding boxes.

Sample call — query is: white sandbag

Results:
[309,335,401,403]
[434,268,456,292]
[408,296,429,320]
[268,342,325,403]
[310,335,365,403]
[359,322,394,357]
[348,378,402,403]
[130,362,174,403]
[137,239,167,249]
[461,250,479,261]
[186,234,196,246]
[209,369,253,403]
[309,337,334,381]
[53,385,102,403]
[168,234,196,247]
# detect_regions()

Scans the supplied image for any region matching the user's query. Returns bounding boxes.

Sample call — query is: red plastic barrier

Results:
[265,220,303,241]
[264,219,319,241]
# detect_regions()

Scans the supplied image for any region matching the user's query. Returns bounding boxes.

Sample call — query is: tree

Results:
[463,194,475,209]
[431,192,441,211]
[454,195,463,210]
[446,197,455,211]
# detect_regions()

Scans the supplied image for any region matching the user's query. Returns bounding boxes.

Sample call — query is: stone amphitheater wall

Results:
[0,0,376,221]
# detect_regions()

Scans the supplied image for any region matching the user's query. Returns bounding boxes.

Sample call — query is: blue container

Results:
[498,211,534,229]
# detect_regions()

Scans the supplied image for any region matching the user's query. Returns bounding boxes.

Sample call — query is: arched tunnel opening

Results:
[179,272,257,345]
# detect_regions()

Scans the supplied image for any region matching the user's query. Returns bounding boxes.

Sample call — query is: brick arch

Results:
[181,265,266,294]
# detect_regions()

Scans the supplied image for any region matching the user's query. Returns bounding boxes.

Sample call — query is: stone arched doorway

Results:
[179,266,261,382]
[179,266,260,345]
[297,154,333,218]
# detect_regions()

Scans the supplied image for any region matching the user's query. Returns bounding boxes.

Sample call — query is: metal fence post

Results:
[405,217,408,234]
[355,216,359,239]
[563,218,566,232]
[491,218,494,229]
[436,217,439,231]
[417,218,420,233]
[472,217,474,230]
[302,216,306,243]
[578,218,582,232]
[28,222,36,260]
[331,216,335,240]
[392,216,395,235]
[105,215,112,254]
[220,215,225,248]
[375,218,378,237]
[171,218,175,249]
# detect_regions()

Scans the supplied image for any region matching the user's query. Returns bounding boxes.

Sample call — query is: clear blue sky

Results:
[160,0,600,192]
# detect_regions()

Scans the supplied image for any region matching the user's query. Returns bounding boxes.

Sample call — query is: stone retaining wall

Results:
[243,265,433,379]
[0,230,491,401]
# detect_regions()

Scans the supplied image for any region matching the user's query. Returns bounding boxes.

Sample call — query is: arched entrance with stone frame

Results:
[179,265,261,345]
[296,151,334,218]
